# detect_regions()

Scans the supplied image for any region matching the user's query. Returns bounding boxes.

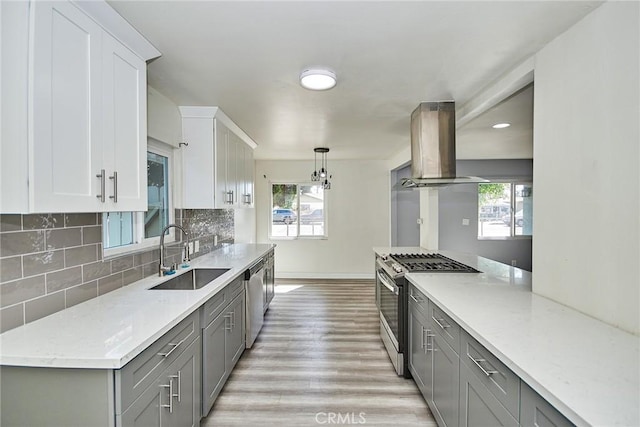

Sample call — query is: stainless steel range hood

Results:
[401,101,487,188]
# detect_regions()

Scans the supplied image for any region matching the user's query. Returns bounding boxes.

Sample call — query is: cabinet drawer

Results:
[226,275,244,300]
[116,311,200,414]
[429,302,460,354]
[520,382,574,427]
[408,284,429,317]
[461,331,520,419]
[201,290,228,327]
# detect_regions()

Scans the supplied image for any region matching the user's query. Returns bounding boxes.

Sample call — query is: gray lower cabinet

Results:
[520,383,574,427]
[408,294,432,398]
[459,362,518,427]
[120,336,201,427]
[431,332,460,427]
[407,285,575,427]
[202,289,246,417]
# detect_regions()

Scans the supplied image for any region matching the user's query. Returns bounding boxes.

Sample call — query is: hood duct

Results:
[401,101,487,188]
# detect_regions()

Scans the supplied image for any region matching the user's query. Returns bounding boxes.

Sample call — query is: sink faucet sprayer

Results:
[159,224,190,277]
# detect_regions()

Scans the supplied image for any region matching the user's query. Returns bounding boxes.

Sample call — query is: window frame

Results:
[268,181,328,240]
[102,139,175,258]
[477,180,532,241]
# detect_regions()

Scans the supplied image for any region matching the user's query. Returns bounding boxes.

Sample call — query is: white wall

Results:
[255,159,390,278]
[533,2,639,334]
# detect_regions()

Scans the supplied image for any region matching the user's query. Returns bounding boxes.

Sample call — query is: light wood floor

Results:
[201,280,436,426]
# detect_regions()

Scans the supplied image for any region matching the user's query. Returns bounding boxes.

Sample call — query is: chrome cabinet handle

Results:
[157,337,186,358]
[169,371,181,402]
[226,191,233,204]
[109,171,118,202]
[225,313,233,331]
[96,169,105,202]
[425,330,435,353]
[410,294,419,303]
[468,354,498,376]
[160,379,173,413]
[432,316,450,330]
[420,326,425,349]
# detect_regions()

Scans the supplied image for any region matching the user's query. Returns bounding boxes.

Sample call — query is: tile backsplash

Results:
[0,209,234,333]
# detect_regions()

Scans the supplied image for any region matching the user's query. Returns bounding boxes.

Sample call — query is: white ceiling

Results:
[109,1,601,161]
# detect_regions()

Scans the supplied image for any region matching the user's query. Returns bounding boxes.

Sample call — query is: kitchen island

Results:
[0,243,275,427]
[374,247,639,427]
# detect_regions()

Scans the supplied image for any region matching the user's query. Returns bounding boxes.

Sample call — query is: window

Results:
[103,140,174,255]
[478,182,532,239]
[270,183,327,239]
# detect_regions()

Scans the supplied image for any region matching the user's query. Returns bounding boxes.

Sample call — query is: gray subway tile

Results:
[122,267,143,286]
[46,266,83,292]
[66,281,97,308]
[0,256,22,283]
[1,304,24,333]
[83,261,112,282]
[0,214,22,232]
[135,249,159,266]
[46,228,82,250]
[23,250,65,277]
[0,230,45,257]
[65,245,98,267]
[98,273,123,296]
[111,255,134,273]
[82,225,102,245]
[22,214,64,230]
[64,213,97,227]
[142,262,157,278]
[0,275,45,307]
[24,291,65,323]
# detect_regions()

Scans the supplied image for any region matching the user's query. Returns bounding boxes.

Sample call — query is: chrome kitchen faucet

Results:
[158,224,190,276]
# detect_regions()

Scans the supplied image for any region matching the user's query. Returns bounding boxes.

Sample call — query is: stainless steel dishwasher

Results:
[244,258,265,348]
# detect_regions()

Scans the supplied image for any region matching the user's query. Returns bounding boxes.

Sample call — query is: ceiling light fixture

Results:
[311,147,332,189]
[492,123,511,129]
[300,68,337,91]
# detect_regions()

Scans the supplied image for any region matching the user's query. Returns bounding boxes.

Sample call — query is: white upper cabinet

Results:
[179,107,256,210]
[0,0,160,213]
[101,33,147,211]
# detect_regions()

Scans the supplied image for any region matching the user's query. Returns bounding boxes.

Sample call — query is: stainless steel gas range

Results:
[375,252,479,377]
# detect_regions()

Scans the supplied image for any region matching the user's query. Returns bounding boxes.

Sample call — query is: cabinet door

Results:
[120,376,162,427]
[202,311,228,416]
[163,338,200,427]
[235,138,245,207]
[408,302,431,399]
[227,292,246,368]
[102,32,147,211]
[520,382,574,427]
[227,132,239,207]
[459,362,518,427]
[214,119,229,209]
[181,117,215,208]
[30,0,103,212]
[431,333,460,427]
[244,145,254,207]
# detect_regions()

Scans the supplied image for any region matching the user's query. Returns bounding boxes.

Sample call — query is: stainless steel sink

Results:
[149,268,231,290]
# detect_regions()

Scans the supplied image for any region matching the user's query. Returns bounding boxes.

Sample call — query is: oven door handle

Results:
[377,271,399,296]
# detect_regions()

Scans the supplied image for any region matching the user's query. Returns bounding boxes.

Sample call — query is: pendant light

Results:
[311,147,331,189]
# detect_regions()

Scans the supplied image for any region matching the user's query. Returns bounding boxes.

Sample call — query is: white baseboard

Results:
[276,272,374,280]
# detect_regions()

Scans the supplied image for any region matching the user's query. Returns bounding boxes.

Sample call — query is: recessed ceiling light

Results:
[300,68,337,91]
[492,123,511,129]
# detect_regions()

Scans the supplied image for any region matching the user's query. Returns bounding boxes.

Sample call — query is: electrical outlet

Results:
[214,235,218,246]
[462,218,470,226]
[511,260,517,266]
[189,242,194,254]
[194,240,200,253]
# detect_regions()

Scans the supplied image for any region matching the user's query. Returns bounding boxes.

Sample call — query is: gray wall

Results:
[0,209,233,333]
[391,164,420,247]
[438,160,533,271]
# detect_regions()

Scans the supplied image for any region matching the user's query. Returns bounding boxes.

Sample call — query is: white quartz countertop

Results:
[374,247,639,427]
[0,243,275,370]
